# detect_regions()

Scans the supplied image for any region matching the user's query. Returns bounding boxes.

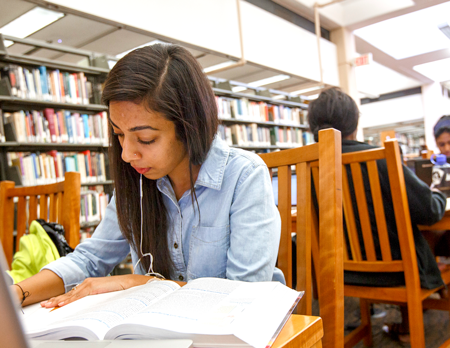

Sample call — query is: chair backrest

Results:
[0,172,81,267]
[259,128,344,348]
[338,139,421,290]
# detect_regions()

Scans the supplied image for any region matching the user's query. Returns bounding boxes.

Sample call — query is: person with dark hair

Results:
[308,87,446,343]
[434,115,450,157]
[11,44,282,308]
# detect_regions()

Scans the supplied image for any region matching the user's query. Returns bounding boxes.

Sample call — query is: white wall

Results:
[44,0,242,58]
[359,94,424,129]
[240,1,339,85]
[44,0,340,86]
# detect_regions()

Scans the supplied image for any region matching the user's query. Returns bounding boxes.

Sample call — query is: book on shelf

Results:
[218,124,303,148]
[80,186,109,224]
[6,150,108,186]
[0,109,5,143]
[23,277,302,348]
[2,109,108,145]
[215,96,307,125]
[0,64,99,105]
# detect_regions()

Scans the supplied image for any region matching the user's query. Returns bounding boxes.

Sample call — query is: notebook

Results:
[0,242,193,348]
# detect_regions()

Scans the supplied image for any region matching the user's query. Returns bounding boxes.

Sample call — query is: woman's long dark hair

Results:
[308,87,359,142]
[102,44,219,277]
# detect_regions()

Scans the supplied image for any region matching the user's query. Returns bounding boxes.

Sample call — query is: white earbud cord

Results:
[133,174,165,279]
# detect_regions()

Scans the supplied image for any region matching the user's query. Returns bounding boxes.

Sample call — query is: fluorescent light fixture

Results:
[439,23,450,40]
[108,60,117,69]
[354,1,450,59]
[246,74,290,87]
[413,57,450,82]
[232,86,247,93]
[272,95,287,100]
[305,94,319,100]
[4,40,14,48]
[290,86,322,95]
[116,40,166,58]
[0,7,64,41]
[203,61,236,73]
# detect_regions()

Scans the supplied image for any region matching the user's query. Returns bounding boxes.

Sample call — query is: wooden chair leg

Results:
[360,299,372,347]
[406,300,425,348]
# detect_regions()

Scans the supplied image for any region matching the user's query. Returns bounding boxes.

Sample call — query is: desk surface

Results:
[273,315,323,348]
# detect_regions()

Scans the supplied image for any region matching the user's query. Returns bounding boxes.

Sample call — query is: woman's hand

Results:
[40,274,150,308]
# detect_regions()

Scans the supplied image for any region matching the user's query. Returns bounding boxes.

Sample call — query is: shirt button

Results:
[179,275,184,281]
[174,242,178,249]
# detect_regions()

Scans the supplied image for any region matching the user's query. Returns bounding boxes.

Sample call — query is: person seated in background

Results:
[307,87,447,344]
[434,115,450,157]
[420,116,450,259]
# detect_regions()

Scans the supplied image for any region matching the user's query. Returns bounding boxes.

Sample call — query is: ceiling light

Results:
[116,40,166,58]
[247,74,290,87]
[0,7,64,41]
[290,86,322,95]
[353,2,450,59]
[4,40,14,48]
[272,95,287,100]
[438,23,450,40]
[203,61,236,73]
[413,57,450,82]
[232,86,247,93]
[305,94,319,100]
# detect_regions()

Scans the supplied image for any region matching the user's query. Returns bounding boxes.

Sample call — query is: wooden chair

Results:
[259,128,344,348]
[320,138,450,348]
[0,172,81,267]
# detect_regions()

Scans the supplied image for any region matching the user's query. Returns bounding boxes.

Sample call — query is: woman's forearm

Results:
[12,269,65,306]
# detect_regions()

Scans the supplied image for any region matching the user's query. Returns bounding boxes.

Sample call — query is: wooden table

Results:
[273,315,323,348]
[418,198,450,231]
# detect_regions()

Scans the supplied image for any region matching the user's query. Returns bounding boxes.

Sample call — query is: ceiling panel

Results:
[197,54,230,69]
[79,29,158,56]
[28,14,116,49]
[3,42,34,55]
[0,0,35,28]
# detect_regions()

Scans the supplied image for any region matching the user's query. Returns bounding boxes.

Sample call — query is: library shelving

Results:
[0,35,112,233]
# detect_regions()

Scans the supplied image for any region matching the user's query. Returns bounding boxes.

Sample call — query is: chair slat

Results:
[366,160,392,261]
[28,196,38,225]
[278,165,292,288]
[57,192,63,224]
[39,194,48,220]
[16,197,27,252]
[0,182,16,265]
[342,166,362,261]
[296,161,312,315]
[49,193,57,221]
[350,163,377,261]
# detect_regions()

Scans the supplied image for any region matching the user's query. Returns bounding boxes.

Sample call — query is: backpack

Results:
[35,219,74,257]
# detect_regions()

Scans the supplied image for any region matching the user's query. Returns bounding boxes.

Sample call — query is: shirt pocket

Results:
[187,225,230,279]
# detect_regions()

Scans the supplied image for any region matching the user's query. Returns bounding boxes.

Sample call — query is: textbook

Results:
[23,278,303,348]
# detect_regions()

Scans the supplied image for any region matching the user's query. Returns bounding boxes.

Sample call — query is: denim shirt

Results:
[44,137,284,292]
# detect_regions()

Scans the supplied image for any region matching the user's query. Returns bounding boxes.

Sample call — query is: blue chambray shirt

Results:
[44,137,284,292]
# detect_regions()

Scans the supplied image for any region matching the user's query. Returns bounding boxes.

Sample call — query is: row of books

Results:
[215,96,307,125]
[218,124,305,147]
[1,109,108,145]
[1,64,97,105]
[80,186,109,226]
[6,150,108,187]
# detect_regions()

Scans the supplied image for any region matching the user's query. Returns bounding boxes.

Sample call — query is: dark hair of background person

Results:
[102,44,219,277]
[433,115,450,139]
[307,87,359,142]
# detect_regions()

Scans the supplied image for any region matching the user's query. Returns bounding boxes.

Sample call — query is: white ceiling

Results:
[273,0,450,96]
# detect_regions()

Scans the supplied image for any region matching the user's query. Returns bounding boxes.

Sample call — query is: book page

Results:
[24,280,179,340]
[109,278,283,336]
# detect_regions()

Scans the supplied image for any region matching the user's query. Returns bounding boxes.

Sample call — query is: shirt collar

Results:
[195,136,230,190]
[157,136,230,192]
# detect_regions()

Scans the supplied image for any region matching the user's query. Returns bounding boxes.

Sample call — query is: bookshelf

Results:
[0,35,112,235]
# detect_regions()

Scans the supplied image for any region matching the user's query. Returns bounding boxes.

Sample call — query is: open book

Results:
[23,278,303,348]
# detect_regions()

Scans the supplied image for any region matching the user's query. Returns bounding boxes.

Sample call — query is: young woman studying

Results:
[12,44,282,308]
